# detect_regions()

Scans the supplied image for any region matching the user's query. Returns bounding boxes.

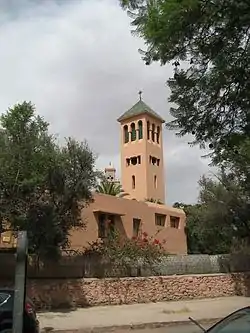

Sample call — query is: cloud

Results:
[0,0,213,204]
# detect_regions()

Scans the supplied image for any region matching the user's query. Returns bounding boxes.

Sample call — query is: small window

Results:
[131,123,136,141]
[98,214,116,238]
[154,175,157,188]
[131,157,137,165]
[149,155,159,166]
[133,218,141,237]
[155,214,166,227]
[151,124,155,142]
[156,126,160,144]
[124,125,129,143]
[138,120,143,139]
[132,175,135,189]
[170,216,180,229]
[126,156,141,166]
[98,214,106,238]
[147,121,150,140]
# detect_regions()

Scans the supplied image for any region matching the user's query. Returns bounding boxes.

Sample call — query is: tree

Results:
[120,0,250,158]
[179,171,250,254]
[0,102,98,260]
[96,181,122,196]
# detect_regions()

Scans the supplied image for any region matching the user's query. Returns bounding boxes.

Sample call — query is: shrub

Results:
[85,230,167,277]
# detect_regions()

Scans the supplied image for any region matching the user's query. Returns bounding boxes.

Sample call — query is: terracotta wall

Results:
[3,273,249,310]
[71,193,187,254]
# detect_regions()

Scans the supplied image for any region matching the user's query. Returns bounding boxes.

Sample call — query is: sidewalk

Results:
[38,296,250,331]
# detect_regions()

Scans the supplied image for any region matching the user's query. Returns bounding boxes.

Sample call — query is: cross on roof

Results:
[138,90,142,101]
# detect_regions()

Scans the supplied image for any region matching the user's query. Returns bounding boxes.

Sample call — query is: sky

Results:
[0,0,215,205]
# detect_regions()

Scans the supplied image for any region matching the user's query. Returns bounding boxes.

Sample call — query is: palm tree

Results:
[145,198,163,204]
[96,181,122,196]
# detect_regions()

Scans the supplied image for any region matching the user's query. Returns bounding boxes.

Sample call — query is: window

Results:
[151,124,155,142]
[131,157,137,165]
[147,121,150,140]
[170,216,180,229]
[126,156,141,166]
[124,125,129,143]
[156,126,160,144]
[155,214,166,227]
[98,214,116,238]
[133,218,141,237]
[138,120,143,139]
[132,175,135,189]
[149,155,160,166]
[154,175,157,188]
[98,214,106,238]
[131,123,136,141]
[206,307,250,333]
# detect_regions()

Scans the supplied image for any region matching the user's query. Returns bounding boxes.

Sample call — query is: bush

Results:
[85,230,167,277]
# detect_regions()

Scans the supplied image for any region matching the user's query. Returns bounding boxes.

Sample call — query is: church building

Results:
[70,96,187,254]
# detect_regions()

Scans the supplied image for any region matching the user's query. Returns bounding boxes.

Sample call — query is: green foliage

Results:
[0,102,98,260]
[180,171,250,254]
[86,230,166,276]
[145,198,163,204]
[120,0,250,157]
[96,181,122,196]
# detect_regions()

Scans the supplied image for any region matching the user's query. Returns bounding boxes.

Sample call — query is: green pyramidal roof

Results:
[117,100,165,123]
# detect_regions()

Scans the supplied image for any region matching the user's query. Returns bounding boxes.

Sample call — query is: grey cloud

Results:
[0,0,212,204]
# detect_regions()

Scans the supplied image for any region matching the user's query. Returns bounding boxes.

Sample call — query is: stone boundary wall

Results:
[2,273,250,310]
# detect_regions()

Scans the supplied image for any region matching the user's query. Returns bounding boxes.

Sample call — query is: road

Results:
[111,323,211,333]
[41,321,213,333]
[42,325,208,333]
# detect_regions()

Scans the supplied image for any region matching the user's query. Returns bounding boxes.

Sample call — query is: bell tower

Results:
[117,93,165,203]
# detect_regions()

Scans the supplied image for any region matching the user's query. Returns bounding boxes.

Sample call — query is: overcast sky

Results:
[0,0,215,205]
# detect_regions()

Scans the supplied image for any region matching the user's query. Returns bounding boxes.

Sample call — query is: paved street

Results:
[39,296,249,331]
[45,324,214,333]
[121,325,210,333]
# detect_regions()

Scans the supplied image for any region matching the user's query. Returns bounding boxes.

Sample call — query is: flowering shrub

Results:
[85,230,167,277]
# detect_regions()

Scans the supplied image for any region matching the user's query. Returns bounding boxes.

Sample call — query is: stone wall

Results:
[2,273,250,310]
